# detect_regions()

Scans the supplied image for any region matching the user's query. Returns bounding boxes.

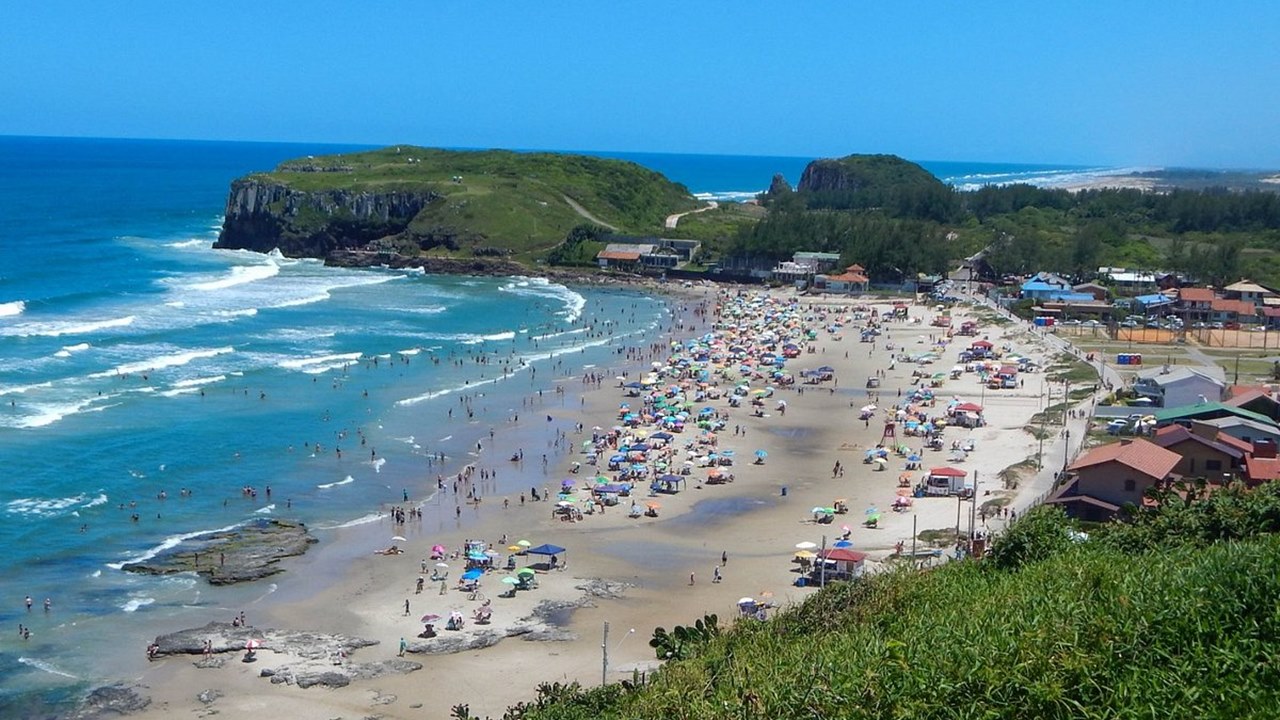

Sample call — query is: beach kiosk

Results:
[811,548,869,584]
[925,466,971,497]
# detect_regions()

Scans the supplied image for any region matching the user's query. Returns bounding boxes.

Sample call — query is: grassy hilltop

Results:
[224,146,698,261]
[478,484,1280,720]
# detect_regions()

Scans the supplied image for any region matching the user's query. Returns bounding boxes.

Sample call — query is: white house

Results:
[1133,366,1226,408]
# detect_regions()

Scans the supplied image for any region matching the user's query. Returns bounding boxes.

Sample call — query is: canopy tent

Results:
[526,543,566,557]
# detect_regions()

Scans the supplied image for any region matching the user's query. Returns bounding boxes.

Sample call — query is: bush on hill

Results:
[480,483,1280,720]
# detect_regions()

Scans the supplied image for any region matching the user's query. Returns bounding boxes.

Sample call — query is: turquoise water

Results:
[0,136,1111,711]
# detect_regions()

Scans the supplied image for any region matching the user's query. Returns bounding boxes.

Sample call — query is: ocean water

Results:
[0,136,1115,711]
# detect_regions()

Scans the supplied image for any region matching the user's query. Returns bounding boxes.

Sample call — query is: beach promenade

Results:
[127,285,1098,719]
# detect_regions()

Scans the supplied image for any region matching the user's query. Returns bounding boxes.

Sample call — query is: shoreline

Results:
[103,284,1090,719]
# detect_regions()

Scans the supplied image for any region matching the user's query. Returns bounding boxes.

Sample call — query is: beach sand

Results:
[122,285,1084,719]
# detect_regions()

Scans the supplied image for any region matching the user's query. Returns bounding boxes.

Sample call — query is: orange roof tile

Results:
[1216,432,1254,454]
[1245,456,1280,482]
[1067,438,1180,480]
[1179,287,1216,303]
[597,251,641,261]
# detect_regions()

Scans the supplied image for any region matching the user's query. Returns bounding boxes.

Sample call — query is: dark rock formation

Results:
[767,173,793,196]
[120,519,316,585]
[214,179,438,257]
[324,249,529,276]
[796,154,943,195]
[152,621,377,659]
[66,685,150,719]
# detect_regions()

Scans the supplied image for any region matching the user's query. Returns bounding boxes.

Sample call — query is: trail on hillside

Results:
[560,195,618,231]
[665,201,718,229]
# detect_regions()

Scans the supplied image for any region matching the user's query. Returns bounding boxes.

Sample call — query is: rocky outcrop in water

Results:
[214,178,438,257]
[66,685,151,719]
[120,519,316,585]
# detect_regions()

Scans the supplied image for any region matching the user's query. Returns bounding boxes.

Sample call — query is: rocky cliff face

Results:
[214,178,439,257]
[797,159,860,193]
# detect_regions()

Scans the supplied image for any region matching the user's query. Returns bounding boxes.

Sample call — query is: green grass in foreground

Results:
[481,485,1280,720]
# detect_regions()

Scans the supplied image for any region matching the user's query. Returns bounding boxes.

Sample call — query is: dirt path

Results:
[665,201,718,229]
[561,194,617,231]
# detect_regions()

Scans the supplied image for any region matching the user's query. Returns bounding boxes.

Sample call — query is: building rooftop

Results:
[1067,438,1181,479]
[1150,424,1243,459]
[1179,287,1216,303]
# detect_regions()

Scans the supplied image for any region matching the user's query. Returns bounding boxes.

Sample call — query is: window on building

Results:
[1124,478,1136,492]
[1206,459,1223,471]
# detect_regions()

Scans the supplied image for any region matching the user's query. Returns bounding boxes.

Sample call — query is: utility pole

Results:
[1062,429,1072,473]
[910,514,918,567]
[819,534,827,587]
[602,621,609,685]
[969,471,979,541]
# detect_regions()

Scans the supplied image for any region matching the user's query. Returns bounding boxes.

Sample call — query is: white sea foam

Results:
[254,504,275,514]
[90,346,234,378]
[107,521,243,569]
[13,397,113,428]
[7,314,136,338]
[460,331,516,345]
[18,657,79,679]
[0,300,25,317]
[172,375,226,388]
[120,596,156,613]
[52,342,92,359]
[401,305,446,315]
[278,352,363,370]
[6,494,88,518]
[317,475,355,489]
[398,347,422,356]
[82,493,108,509]
[500,277,587,322]
[167,238,207,249]
[0,380,53,396]
[370,457,386,474]
[316,512,382,530]
[213,308,258,318]
[189,261,280,291]
[694,190,763,202]
[269,292,332,309]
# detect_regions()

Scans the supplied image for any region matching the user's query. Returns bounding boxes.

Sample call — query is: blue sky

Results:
[3,2,1278,167]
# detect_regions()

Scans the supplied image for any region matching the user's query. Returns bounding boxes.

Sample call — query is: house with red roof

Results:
[1150,424,1243,479]
[1045,439,1180,521]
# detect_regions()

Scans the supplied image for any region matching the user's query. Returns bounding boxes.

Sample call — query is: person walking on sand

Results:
[398,637,407,657]
[713,566,721,583]
[721,550,728,566]
[689,571,695,586]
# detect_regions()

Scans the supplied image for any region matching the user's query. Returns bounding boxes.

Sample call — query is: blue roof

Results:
[1021,280,1060,291]
[1134,293,1173,305]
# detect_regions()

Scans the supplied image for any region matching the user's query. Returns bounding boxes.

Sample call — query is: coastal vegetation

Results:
[474,484,1280,720]
[216,146,1280,286]
[215,146,697,261]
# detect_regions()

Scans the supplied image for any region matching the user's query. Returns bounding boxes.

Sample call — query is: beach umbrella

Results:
[500,576,520,585]
[793,550,816,559]
[420,613,442,622]
[755,449,768,459]
[245,638,261,650]
[646,501,662,509]
[517,567,536,577]
[833,540,853,548]
[435,562,449,568]
[873,457,888,466]
[737,597,755,605]
[561,479,575,487]
[391,536,407,542]
[517,540,532,548]
[507,545,521,552]
[431,544,446,553]
[462,569,483,581]
[908,454,922,463]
